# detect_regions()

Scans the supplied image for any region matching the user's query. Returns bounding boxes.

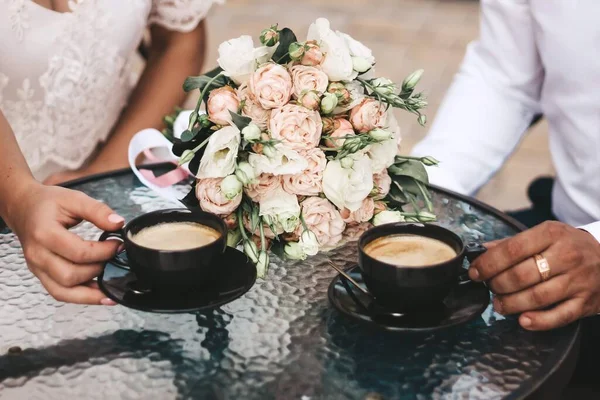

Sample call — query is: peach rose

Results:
[323,118,355,149]
[243,213,283,239]
[339,198,375,225]
[295,197,346,248]
[270,104,322,150]
[282,148,327,196]
[195,178,242,216]
[373,169,392,199]
[237,83,271,130]
[301,41,325,67]
[373,200,387,214]
[343,222,373,242]
[349,98,387,133]
[207,86,240,126]
[290,65,328,99]
[244,173,282,202]
[249,63,293,109]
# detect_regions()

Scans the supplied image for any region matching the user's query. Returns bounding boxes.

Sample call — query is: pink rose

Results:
[237,83,271,130]
[301,41,325,67]
[282,148,327,196]
[244,173,282,202]
[249,63,293,110]
[373,200,387,215]
[207,86,240,126]
[290,65,328,99]
[195,178,242,216]
[323,118,355,149]
[298,90,321,111]
[270,104,322,150]
[343,222,373,242]
[349,98,387,133]
[295,197,346,248]
[373,169,392,199]
[243,213,282,239]
[339,198,375,225]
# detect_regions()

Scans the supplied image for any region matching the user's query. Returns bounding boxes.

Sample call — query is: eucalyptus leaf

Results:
[229,111,253,131]
[272,28,297,64]
[181,130,196,142]
[388,159,429,184]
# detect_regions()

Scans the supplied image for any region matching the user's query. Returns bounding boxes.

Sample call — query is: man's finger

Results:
[519,298,584,331]
[36,271,110,305]
[44,253,104,288]
[66,191,125,231]
[46,226,120,264]
[470,223,554,281]
[494,273,572,315]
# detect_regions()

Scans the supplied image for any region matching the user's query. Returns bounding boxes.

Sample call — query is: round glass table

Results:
[0,166,579,399]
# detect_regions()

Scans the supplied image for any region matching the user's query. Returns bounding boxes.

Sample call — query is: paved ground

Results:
[196,0,554,212]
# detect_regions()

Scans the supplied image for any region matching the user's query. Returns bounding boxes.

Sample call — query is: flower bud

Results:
[372,210,405,226]
[418,114,427,126]
[320,92,338,114]
[198,113,212,128]
[352,56,372,73]
[227,229,242,247]
[342,136,363,153]
[340,156,355,169]
[220,175,243,200]
[298,90,321,111]
[301,41,324,67]
[327,82,351,106]
[402,69,424,91]
[256,251,270,278]
[284,241,307,260]
[223,213,238,229]
[235,161,257,185]
[322,117,336,134]
[263,143,277,158]
[179,149,195,165]
[299,230,319,256]
[288,42,306,61]
[244,240,259,263]
[371,77,396,96]
[242,123,262,142]
[260,26,279,47]
[420,156,439,166]
[368,128,392,142]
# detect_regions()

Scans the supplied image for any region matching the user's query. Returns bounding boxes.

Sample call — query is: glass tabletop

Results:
[0,166,579,400]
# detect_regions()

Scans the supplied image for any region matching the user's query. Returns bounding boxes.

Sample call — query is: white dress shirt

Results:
[411,0,600,241]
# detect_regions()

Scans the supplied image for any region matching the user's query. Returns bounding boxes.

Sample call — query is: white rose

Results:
[197,126,241,178]
[217,35,275,85]
[337,32,375,72]
[367,113,402,172]
[259,187,301,233]
[284,242,307,260]
[373,210,405,226]
[299,230,319,256]
[173,110,193,139]
[322,154,373,211]
[248,144,308,176]
[307,18,355,82]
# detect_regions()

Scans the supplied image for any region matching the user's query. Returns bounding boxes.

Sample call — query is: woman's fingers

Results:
[47,225,120,264]
[35,271,114,305]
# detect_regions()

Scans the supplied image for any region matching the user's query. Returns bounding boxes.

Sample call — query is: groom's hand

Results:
[468,221,600,331]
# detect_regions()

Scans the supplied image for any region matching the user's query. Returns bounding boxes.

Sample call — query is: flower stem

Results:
[189,72,225,130]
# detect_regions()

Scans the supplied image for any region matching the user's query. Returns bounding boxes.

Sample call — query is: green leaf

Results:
[204,66,224,78]
[392,175,422,196]
[270,241,286,259]
[183,71,227,93]
[388,159,429,184]
[181,129,195,142]
[272,28,297,64]
[387,181,408,205]
[229,111,253,131]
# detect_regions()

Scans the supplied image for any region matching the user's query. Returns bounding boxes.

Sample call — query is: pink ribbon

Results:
[138,149,192,188]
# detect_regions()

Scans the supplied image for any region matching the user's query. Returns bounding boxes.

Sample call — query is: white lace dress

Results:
[0,0,222,181]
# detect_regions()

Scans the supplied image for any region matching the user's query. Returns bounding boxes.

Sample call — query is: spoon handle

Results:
[327,261,373,298]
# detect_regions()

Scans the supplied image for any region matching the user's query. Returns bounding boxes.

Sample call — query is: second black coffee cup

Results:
[358,223,487,312]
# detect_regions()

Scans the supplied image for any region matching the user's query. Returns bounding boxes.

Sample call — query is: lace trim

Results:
[148,0,223,32]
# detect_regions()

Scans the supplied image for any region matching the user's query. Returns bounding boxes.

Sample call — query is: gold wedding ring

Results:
[534,254,551,281]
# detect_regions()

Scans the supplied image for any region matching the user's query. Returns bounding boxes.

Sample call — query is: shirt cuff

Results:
[579,221,600,243]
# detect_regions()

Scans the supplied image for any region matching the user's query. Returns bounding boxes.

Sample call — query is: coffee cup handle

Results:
[99,230,130,271]
[458,242,487,284]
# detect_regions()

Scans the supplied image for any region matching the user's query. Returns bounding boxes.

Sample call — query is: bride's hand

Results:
[43,168,92,186]
[4,182,125,305]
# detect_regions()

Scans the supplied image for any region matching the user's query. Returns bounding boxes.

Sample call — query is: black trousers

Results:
[506,178,599,390]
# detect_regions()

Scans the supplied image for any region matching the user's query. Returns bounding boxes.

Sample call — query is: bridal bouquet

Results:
[162,18,438,277]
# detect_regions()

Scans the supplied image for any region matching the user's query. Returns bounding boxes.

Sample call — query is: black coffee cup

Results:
[358,223,486,312]
[99,208,227,290]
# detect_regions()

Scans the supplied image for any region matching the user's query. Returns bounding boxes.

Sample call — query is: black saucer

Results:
[328,266,490,332]
[98,247,256,313]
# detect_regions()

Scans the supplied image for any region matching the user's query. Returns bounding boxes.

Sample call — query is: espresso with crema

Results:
[129,222,220,251]
[364,234,457,266]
